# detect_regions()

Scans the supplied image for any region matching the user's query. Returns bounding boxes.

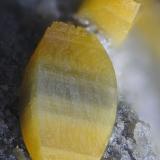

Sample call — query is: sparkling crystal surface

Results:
[20,22,117,160]
[103,102,160,160]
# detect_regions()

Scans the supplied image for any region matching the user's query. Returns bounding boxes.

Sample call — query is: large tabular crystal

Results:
[20,22,117,160]
[78,0,140,45]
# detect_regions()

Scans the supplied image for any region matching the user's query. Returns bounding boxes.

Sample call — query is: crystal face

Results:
[78,0,140,45]
[136,0,160,57]
[20,22,117,160]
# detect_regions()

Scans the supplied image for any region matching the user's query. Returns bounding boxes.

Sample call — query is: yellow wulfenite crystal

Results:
[78,0,140,45]
[20,22,117,160]
[136,0,160,57]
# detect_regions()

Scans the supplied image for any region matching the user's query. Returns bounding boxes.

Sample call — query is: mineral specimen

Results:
[78,0,140,45]
[20,22,117,160]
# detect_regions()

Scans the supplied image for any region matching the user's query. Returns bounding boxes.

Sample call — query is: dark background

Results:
[0,0,82,159]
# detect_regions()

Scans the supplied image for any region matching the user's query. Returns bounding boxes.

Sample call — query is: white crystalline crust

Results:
[103,102,160,160]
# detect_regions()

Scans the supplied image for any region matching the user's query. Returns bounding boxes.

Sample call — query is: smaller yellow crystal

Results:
[20,22,117,160]
[78,0,140,45]
[136,0,160,57]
